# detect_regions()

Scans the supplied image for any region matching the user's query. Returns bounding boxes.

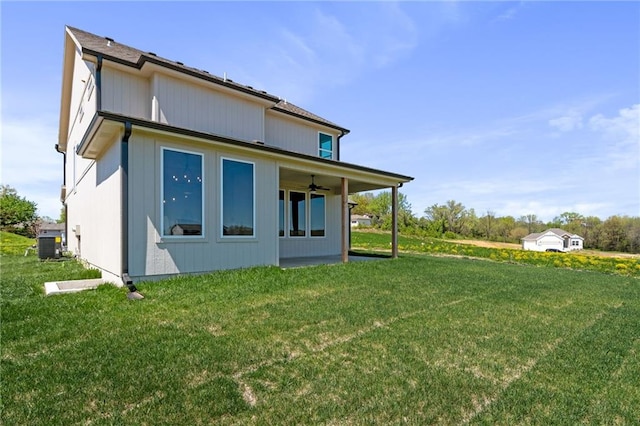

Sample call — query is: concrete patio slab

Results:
[44,278,104,296]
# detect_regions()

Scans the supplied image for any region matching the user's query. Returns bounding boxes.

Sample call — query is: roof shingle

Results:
[66,26,348,133]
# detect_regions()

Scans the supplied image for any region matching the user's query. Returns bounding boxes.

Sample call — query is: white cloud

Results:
[500,201,568,222]
[493,6,518,23]
[498,201,614,222]
[364,3,418,68]
[353,98,637,222]
[491,1,531,24]
[548,110,584,132]
[588,103,640,171]
[1,116,63,219]
[220,3,419,104]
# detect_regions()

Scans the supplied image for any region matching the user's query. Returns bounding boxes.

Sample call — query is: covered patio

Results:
[278,164,412,263]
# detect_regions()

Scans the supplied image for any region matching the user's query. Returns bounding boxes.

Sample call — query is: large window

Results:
[279,190,285,237]
[289,191,306,237]
[162,148,203,236]
[319,133,333,159]
[221,158,254,237]
[282,190,326,238]
[310,193,325,237]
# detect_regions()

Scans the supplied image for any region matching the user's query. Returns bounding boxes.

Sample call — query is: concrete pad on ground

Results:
[44,278,104,296]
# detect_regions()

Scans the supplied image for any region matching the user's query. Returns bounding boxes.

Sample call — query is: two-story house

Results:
[57,26,413,286]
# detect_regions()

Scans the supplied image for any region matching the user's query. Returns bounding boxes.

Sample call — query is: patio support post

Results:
[392,185,399,259]
[341,177,349,263]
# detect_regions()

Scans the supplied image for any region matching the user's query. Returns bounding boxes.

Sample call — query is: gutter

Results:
[270,105,349,135]
[78,111,414,183]
[336,129,348,162]
[120,121,141,298]
[95,54,103,110]
[81,47,280,104]
[54,144,68,248]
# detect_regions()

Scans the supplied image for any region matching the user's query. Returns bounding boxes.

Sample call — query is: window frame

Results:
[279,189,286,238]
[309,193,326,238]
[160,146,205,239]
[220,157,256,239]
[318,132,333,159]
[288,190,307,238]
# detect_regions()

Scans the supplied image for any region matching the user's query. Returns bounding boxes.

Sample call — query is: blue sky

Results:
[2,1,639,222]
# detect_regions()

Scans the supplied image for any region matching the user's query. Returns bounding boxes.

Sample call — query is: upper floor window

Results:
[162,148,204,237]
[221,158,255,237]
[319,132,333,159]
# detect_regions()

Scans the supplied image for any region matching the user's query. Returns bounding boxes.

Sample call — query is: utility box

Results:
[37,231,63,260]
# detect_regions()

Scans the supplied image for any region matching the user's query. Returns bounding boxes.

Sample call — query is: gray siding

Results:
[265,112,341,160]
[101,67,151,119]
[278,193,342,258]
[66,50,95,146]
[65,51,97,193]
[153,74,264,142]
[127,133,278,279]
[66,139,122,282]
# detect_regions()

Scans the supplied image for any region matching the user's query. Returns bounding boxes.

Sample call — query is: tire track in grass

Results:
[230,292,500,408]
[459,304,622,425]
[579,337,640,423]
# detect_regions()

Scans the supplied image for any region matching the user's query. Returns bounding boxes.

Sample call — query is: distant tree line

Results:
[350,192,640,254]
[0,185,63,238]
[2,186,637,253]
[0,185,38,237]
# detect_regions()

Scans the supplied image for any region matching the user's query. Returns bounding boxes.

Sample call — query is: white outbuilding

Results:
[522,228,584,252]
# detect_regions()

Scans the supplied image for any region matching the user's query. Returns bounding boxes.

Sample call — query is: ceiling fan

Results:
[308,175,330,193]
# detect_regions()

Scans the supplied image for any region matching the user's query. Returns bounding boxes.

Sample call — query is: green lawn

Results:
[2,232,639,424]
[352,230,640,277]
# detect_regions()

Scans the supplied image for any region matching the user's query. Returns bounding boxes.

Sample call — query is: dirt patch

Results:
[445,239,522,250]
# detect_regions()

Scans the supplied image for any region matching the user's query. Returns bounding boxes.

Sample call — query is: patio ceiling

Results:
[279,167,402,194]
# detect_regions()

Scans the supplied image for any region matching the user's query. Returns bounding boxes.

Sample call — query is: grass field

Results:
[2,232,639,424]
[352,231,640,277]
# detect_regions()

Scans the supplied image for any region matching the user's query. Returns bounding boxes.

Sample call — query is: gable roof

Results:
[65,26,348,134]
[522,228,584,241]
[522,232,543,241]
[547,228,571,237]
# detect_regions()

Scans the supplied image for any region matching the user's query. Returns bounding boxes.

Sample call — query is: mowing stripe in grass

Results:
[229,286,514,411]
[467,302,638,424]
[3,249,638,424]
